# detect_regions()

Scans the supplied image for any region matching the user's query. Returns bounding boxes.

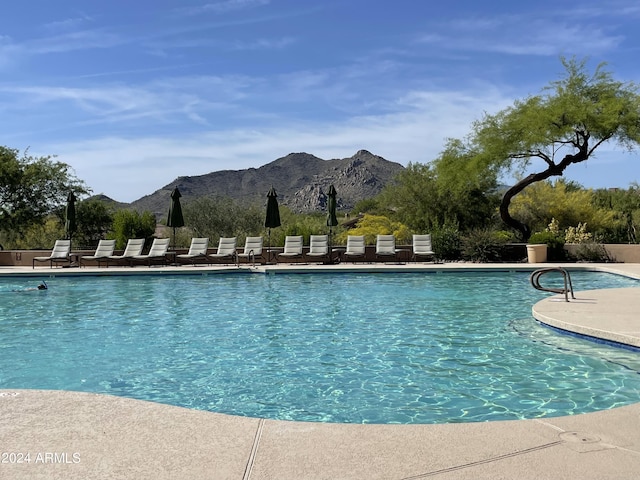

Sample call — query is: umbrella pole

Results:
[69,235,74,266]
[329,227,333,264]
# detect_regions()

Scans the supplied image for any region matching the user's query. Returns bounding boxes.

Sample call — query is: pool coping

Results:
[1,262,640,479]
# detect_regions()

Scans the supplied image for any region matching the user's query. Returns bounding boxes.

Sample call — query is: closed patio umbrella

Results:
[265,186,281,262]
[65,191,77,241]
[326,184,338,263]
[167,187,185,249]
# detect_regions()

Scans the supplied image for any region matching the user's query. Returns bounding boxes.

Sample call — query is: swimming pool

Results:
[1,271,639,424]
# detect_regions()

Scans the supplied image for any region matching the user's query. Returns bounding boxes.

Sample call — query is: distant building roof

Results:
[341,214,364,229]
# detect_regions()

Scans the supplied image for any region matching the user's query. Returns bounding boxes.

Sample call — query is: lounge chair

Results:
[305,235,329,262]
[104,238,145,267]
[130,238,170,267]
[237,236,264,265]
[208,237,237,265]
[32,239,71,268]
[343,235,366,262]
[80,239,116,267]
[412,234,435,262]
[176,237,209,265]
[376,234,399,261]
[277,235,303,262]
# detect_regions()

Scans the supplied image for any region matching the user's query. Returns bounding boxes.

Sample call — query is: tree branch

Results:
[501,137,591,241]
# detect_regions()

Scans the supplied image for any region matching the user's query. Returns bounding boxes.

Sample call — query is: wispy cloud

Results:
[181,0,270,16]
[1,84,161,117]
[0,2,307,67]
[417,13,624,56]
[571,2,640,19]
[0,29,125,70]
[231,37,295,50]
[42,14,94,32]
[26,29,124,54]
[0,73,265,136]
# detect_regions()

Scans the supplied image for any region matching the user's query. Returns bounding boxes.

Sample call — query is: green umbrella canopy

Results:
[265,186,281,229]
[167,187,185,228]
[65,191,77,240]
[326,184,338,228]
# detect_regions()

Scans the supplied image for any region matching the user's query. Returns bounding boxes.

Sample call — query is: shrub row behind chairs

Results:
[33,234,435,268]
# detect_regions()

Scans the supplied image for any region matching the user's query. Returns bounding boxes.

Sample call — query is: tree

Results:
[182,196,262,244]
[12,216,65,250]
[0,146,88,245]
[509,179,616,236]
[111,209,156,249]
[446,58,640,241]
[592,183,640,243]
[75,199,114,247]
[380,157,499,233]
[432,140,501,231]
[377,163,440,232]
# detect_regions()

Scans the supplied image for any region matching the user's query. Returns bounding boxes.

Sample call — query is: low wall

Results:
[1,244,639,266]
[564,244,640,263]
[0,246,414,267]
[0,249,102,267]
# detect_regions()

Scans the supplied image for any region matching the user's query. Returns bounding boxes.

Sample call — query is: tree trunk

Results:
[500,148,589,242]
[500,181,532,242]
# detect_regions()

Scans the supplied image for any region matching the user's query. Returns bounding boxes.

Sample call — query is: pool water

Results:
[1,271,639,424]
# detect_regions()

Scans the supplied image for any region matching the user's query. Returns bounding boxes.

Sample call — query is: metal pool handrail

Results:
[530,267,576,302]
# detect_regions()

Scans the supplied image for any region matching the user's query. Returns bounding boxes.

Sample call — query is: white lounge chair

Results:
[32,239,71,268]
[237,236,264,265]
[104,238,145,267]
[376,234,399,261]
[305,235,329,262]
[412,234,435,262]
[343,235,365,262]
[208,237,237,265]
[277,235,303,262]
[177,237,209,265]
[130,238,170,267]
[80,239,116,267]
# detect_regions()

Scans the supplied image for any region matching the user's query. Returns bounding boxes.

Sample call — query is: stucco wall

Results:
[1,244,639,266]
[564,244,640,263]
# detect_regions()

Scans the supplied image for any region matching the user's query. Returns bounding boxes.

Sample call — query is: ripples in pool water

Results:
[0,270,638,423]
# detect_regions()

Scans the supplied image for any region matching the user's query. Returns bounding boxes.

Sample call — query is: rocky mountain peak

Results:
[129,151,404,217]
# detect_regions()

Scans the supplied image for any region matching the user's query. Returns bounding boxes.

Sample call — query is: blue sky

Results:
[1,0,639,202]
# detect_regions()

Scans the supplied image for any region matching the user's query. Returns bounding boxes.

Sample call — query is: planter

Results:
[526,244,547,263]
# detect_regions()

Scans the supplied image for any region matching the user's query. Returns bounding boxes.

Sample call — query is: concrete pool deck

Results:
[1,262,640,479]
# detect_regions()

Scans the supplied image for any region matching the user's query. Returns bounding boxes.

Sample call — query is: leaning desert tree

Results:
[437,57,640,241]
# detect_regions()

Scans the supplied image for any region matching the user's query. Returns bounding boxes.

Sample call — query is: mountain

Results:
[86,194,129,210]
[129,150,405,218]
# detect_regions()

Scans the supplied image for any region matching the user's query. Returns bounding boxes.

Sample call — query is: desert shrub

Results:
[335,214,411,245]
[431,224,461,261]
[529,222,567,261]
[571,243,614,262]
[564,222,593,244]
[493,230,516,243]
[461,229,506,262]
